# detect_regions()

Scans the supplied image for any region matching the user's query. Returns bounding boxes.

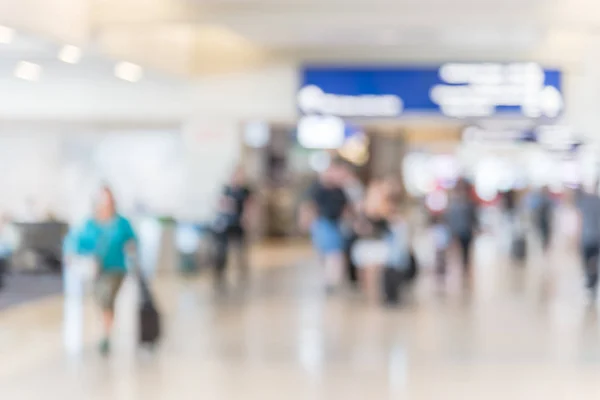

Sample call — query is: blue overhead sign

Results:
[299,64,563,119]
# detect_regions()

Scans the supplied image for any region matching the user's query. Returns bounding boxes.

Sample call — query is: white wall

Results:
[0,130,186,222]
[0,132,62,219]
[0,64,299,222]
[559,41,600,146]
[0,64,298,122]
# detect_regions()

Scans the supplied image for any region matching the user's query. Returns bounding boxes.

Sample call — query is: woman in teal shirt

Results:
[65,186,136,355]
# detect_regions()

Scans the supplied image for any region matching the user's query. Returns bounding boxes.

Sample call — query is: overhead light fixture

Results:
[114,61,143,82]
[0,25,14,44]
[297,115,346,149]
[58,45,82,64]
[14,61,42,82]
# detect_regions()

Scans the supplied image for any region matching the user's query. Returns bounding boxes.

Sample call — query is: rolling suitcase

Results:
[382,267,403,305]
[139,274,161,347]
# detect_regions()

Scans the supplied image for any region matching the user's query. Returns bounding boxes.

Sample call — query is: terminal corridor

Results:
[1,1,600,398]
[1,236,600,399]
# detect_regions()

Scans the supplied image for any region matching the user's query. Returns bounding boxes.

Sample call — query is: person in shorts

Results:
[299,160,349,293]
[64,186,137,355]
[350,179,392,302]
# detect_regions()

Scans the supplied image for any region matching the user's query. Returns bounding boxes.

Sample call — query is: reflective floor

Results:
[2,230,600,399]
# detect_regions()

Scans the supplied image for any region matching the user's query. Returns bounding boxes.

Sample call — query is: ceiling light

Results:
[0,25,14,44]
[58,45,82,64]
[114,61,143,82]
[14,61,42,82]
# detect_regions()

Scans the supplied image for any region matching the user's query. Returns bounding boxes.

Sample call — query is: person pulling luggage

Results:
[64,186,138,355]
[351,177,400,304]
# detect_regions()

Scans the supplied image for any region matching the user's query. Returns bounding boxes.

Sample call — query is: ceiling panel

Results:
[0,35,55,57]
[226,23,544,50]
[187,0,548,6]
[2,0,593,78]
[0,28,180,84]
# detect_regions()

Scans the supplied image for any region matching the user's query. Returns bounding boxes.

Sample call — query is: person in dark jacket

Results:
[213,166,255,289]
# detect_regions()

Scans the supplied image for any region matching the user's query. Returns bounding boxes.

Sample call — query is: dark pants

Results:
[582,244,600,291]
[457,234,473,272]
[0,257,6,290]
[539,220,551,251]
[344,233,359,285]
[214,226,248,286]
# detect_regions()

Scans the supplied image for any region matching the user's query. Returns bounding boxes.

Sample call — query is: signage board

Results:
[299,64,563,118]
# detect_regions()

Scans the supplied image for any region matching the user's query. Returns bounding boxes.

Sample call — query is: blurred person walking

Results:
[213,166,255,290]
[64,186,137,355]
[339,163,365,287]
[382,178,415,304]
[351,177,413,305]
[575,183,600,298]
[503,189,517,217]
[535,186,554,252]
[351,179,392,303]
[299,159,349,293]
[445,180,478,285]
[0,214,11,290]
[503,188,518,236]
[430,213,451,282]
[511,201,528,263]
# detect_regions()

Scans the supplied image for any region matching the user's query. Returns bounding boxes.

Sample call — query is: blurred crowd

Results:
[2,157,600,355]
[298,158,600,306]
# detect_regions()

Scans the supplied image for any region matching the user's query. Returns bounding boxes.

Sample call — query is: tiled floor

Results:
[1,235,600,399]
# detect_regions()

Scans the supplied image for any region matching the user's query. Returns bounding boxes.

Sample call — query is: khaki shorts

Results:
[94,273,125,311]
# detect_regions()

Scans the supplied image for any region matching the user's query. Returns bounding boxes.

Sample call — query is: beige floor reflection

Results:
[1,238,600,399]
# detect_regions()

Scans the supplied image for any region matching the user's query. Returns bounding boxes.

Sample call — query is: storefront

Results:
[243,63,566,236]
